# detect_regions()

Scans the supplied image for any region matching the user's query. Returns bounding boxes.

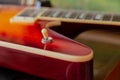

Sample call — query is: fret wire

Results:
[38,8,48,16]
[47,9,56,17]
[51,9,62,17]
[50,9,62,17]
[64,11,73,18]
[60,10,68,18]
[30,9,42,17]
[60,10,79,19]
[93,13,104,20]
[110,14,114,21]
[56,11,64,18]
[41,10,48,16]
[41,9,53,17]
[75,11,81,19]
[91,13,95,20]
[77,12,86,19]
[66,11,78,18]
[61,9,80,19]
[74,11,82,19]
[80,13,86,19]
[48,9,55,17]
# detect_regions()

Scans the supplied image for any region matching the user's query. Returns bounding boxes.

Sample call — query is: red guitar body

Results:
[0,5,93,80]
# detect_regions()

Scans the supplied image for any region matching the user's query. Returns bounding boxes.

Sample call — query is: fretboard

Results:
[11,7,120,26]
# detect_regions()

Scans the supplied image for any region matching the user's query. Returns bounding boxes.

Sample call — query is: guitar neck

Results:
[11,7,120,26]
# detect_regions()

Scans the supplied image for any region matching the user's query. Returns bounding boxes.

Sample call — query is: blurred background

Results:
[0,0,120,12]
[51,0,120,12]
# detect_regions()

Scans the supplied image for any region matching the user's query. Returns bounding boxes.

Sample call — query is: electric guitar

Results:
[10,5,120,38]
[0,5,93,80]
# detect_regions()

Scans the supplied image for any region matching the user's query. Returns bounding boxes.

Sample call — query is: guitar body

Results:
[0,5,93,80]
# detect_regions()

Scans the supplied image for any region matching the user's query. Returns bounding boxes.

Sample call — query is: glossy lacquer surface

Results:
[0,5,93,80]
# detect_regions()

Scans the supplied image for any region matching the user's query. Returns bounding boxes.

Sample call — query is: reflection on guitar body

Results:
[0,5,93,80]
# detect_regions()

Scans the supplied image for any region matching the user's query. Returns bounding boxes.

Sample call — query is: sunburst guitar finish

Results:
[0,5,93,80]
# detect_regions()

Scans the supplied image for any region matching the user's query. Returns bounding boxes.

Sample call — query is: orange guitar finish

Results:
[0,5,93,80]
